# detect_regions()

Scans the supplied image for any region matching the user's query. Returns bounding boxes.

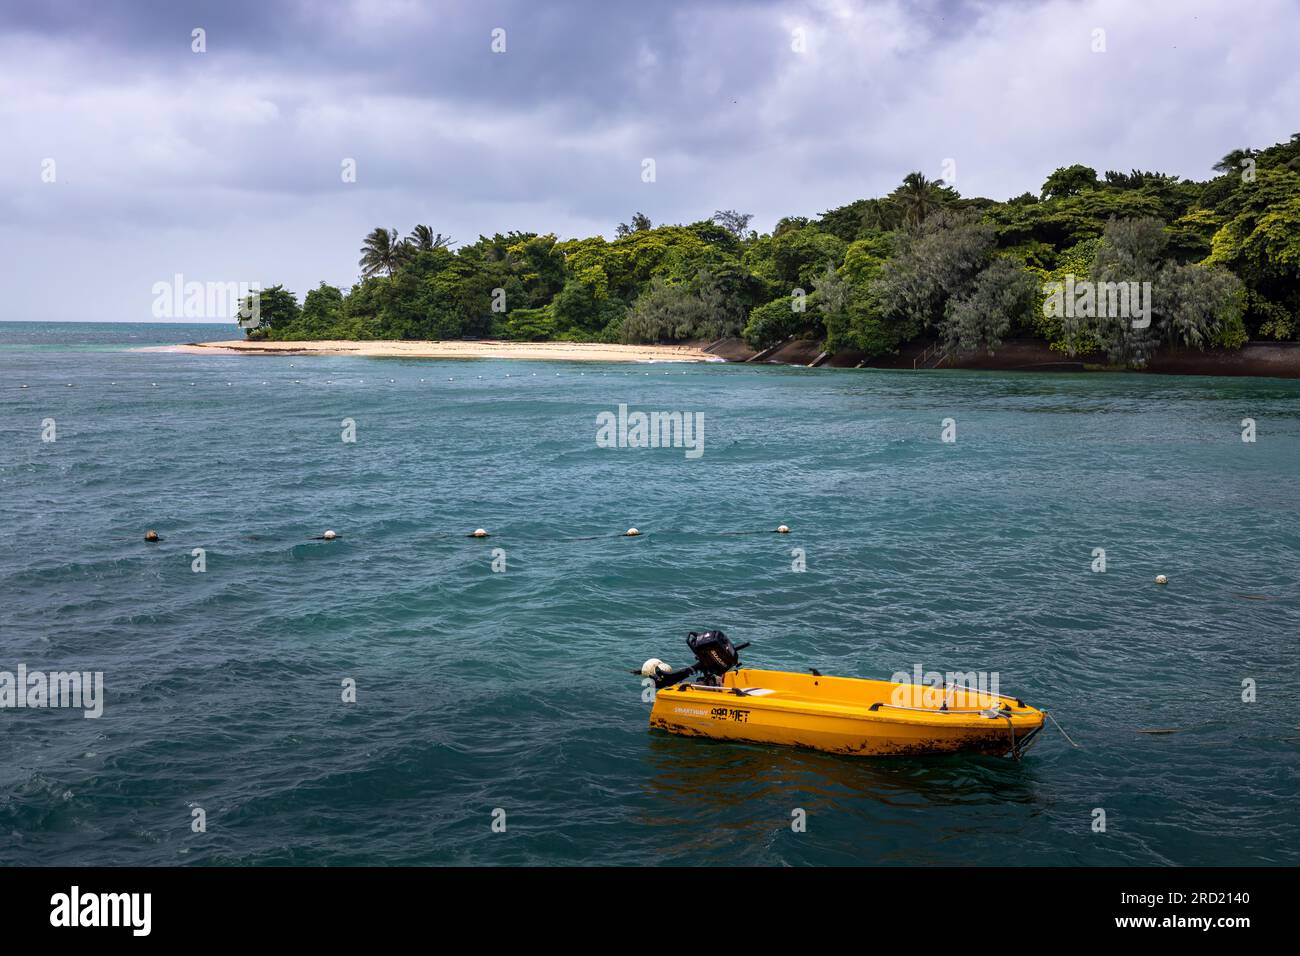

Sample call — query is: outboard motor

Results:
[635,631,749,689]
[687,630,739,680]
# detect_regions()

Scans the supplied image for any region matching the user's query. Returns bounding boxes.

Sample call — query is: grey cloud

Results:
[2,0,1298,321]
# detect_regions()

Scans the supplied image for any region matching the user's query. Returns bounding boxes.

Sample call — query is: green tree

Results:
[503,306,556,341]
[1206,170,1300,338]
[1062,218,1244,366]
[711,209,753,240]
[1040,164,1099,200]
[509,233,567,307]
[824,235,904,356]
[889,172,956,226]
[359,227,404,278]
[1159,262,1246,350]
[875,209,996,332]
[1030,237,1101,353]
[407,224,453,252]
[241,284,300,338]
[552,264,614,336]
[621,270,742,343]
[1212,148,1257,176]
[615,212,653,238]
[942,257,1039,354]
[742,291,826,349]
[769,226,847,290]
[298,282,345,338]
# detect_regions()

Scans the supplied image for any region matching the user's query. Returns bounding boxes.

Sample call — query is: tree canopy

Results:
[247,134,1300,366]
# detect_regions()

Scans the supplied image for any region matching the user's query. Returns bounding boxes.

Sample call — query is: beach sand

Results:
[167,339,722,363]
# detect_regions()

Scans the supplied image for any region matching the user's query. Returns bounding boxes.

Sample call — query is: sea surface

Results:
[1,321,1297,866]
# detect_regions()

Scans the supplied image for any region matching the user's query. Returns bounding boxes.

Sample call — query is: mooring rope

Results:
[1044,709,1081,748]
[1003,712,1019,760]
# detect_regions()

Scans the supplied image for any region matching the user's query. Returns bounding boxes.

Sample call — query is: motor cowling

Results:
[687,630,738,678]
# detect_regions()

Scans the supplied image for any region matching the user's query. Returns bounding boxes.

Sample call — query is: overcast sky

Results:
[2,0,1297,322]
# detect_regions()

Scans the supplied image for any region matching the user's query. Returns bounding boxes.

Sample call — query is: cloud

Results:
[1,0,1296,321]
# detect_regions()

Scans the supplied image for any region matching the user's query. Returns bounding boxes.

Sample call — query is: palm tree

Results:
[891,172,944,227]
[359,227,403,278]
[1212,148,1255,176]
[407,224,454,252]
[858,197,901,232]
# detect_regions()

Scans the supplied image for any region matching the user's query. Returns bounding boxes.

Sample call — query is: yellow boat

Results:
[637,631,1045,759]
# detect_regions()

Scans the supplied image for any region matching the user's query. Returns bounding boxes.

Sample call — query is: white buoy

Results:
[323,530,337,540]
[1155,574,1168,585]
[471,528,489,538]
[624,528,641,537]
[144,530,160,542]
[640,658,670,677]
[776,525,790,534]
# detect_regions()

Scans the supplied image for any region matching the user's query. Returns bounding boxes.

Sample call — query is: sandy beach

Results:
[166,339,722,363]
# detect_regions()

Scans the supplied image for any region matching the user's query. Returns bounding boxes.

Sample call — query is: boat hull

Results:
[648,668,1044,758]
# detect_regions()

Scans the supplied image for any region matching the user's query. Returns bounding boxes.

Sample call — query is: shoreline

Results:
[709,336,1300,380]
[164,339,722,363]
[151,336,1300,380]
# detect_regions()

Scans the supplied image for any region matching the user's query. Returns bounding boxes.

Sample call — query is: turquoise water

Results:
[1,322,1297,866]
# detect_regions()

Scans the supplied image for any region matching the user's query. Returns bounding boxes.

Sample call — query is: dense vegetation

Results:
[245,135,1300,367]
